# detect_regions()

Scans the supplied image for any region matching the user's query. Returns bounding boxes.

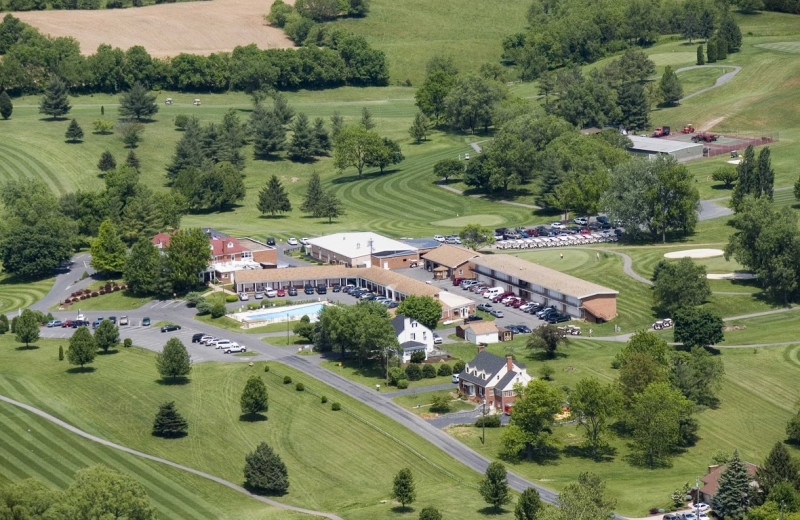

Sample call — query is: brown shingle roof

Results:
[470,254,617,300]
[700,462,758,497]
[466,321,499,334]
[422,244,479,268]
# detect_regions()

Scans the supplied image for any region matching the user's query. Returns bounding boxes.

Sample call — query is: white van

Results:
[483,287,504,299]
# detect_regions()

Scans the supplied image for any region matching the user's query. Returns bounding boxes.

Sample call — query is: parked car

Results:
[304,284,315,295]
[452,374,460,384]
[254,291,264,300]
[464,153,470,160]
[316,284,327,294]
[506,325,521,334]
[550,222,565,229]
[118,316,129,326]
[517,325,532,334]
[573,217,588,226]
[461,280,477,290]
[387,302,398,309]
[361,293,376,301]
[61,320,74,328]
[191,333,206,343]
[662,515,682,520]
[477,303,493,312]
[464,315,483,322]
[433,235,445,242]
[300,237,310,245]
[201,336,218,346]
[452,277,464,286]
[215,340,233,350]
[276,288,286,297]
[332,284,341,292]
[265,288,278,298]
[547,313,571,324]
[142,317,151,326]
[92,320,102,328]
[490,309,504,318]
[288,287,298,296]
[239,292,249,301]
[432,332,443,345]
[692,504,711,513]
[266,237,276,246]
[108,316,117,324]
[161,323,181,333]
[224,344,247,354]
[287,237,299,246]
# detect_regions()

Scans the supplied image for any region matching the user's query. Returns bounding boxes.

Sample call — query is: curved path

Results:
[675,65,743,102]
[0,394,344,520]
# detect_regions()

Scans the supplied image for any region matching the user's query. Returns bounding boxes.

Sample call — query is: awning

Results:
[582,299,615,321]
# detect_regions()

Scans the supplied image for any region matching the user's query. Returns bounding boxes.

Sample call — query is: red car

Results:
[61,320,74,328]
[492,291,514,303]
[452,277,464,286]
[276,288,286,297]
[512,299,527,308]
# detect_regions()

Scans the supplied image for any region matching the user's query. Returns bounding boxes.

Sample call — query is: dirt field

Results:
[14,0,296,57]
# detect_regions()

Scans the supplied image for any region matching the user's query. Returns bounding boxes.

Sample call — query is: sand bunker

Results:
[707,273,757,280]
[664,249,724,259]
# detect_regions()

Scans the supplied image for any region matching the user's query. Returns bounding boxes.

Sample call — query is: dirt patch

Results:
[700,116,726,130]
[14,0,296,57]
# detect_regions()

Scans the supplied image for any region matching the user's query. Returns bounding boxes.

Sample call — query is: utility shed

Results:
[628,135,704,162]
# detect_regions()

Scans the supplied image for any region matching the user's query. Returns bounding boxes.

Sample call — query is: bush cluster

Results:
[283,376,292,384]
[62,284,126,306]
[331,402,341,411]
[421,364,437,379]
[475,415,502,428]
[405,364,422,381]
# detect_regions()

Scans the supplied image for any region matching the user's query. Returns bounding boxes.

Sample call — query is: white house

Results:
[462,321,500,344]
[391,315,434,362]
[458,350,532,412]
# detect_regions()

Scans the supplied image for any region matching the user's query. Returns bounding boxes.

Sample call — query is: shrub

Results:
[283,375,292,384]
[195,300,211,315]
[396,379,409,389]
[429,395,451,413]
[422,364,437,379]
[321,395,328,403]
[388,366,407,386]
[405,364,422,381]
[437,363,453,376]
[453,360,466,373]
[210,301,226,318]
[123,338,132,348]
[185,291,203,307]
[788,409,800,445]
[331,402,341,411]
[475,415,501,428]
[264,364,270,372]
[58,345,64,360]
[91,292,99,297]
[410,350,426,363]
[539,364,554,381]
[174,114,190,130]
[295,382,305,391]
[225,294,239,303]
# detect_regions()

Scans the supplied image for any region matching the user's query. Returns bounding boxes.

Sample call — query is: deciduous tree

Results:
[630,382,693,468]
[444,74,505,134]
[673,306,724,348]
[712,164,737,188]
[240,375,269,417]
[651,258,711,316]
[409,111,429,143]
[480,461,511,511]
[119,121,144,148]
[419,507,442,520]
[14,308,39,348]
[366,137,404,173]
[118,82,159,121]
[669,347,725,407]
[333,125,384,178]
[459,223,496,251]
[515,488,542,520]
[526,324,568,359]
[93,319,119,353]
[500,380,562,461]
[257,175,292,216]
[124,238,162,296]
[392,468,416,509]
[433,158,463,182]
[244,442,289,495]
[63,465,157,519]
[156,337,192,382]
[415,58,458,124]
[571,377,621,459]
[550,472,616,520]
[788,409,800,446]
[67,326,97,368]
[152,401,188,438]
[396,295,442,331]
[165,228,210,294]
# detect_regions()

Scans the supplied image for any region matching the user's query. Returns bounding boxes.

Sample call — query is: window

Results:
[423,332,427,339]
[410,333,415,340]
[458,269,463,275]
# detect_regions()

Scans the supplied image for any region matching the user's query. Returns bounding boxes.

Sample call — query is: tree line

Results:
[5,0,203,12]
[0,15,387,95]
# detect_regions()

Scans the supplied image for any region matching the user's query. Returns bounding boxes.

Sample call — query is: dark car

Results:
[267,237,276,246]
[464,315,483,322]
[506,325,521,334]
[304,284,315,295]
[316,284,327,294]
[192,332,206,343]
[332,284,341,292]
[288,286,298,296]
[547,313,571,324]
[108,316,117,324]
[142,317,151,327]
[161,323,182,333]
[517,325,532,334]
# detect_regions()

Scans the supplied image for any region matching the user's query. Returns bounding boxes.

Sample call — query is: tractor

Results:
[692,132,719,143]
[682,124,695,134]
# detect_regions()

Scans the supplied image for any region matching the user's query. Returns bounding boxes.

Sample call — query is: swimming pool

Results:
[232,302,325,327]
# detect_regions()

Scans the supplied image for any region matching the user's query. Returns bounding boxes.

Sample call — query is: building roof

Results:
[391,315,407,335]
[152,232,171,249]
[399,341,426,351]
[211,236,247,258]
[628,135,705,154]
[422,244,480,268]
[402,238,442,251]
[496,370,520,390]
[470,255,618,300]
[308,232,418,259]
[372,250,417,259]
[237,237,275,252]
[459,351,507,386]
[701,462,759,497]
[438,291,473,309]
[582,298,616,321]
[465,321,499,335]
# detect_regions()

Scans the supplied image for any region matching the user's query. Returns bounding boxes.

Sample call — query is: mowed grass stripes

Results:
[0,273,53,315]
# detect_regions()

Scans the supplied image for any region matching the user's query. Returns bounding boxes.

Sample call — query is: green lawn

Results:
[0,272,54,315]
[0,336,513,519]
[720,308,800,345]
[393,389,475,417]
[319,358,460,390]
[52,289,152,312]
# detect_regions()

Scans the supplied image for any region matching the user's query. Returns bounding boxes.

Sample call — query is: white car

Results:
[202,336,219,346]
[265,288,278,298]
[432,333,442,345]
[214,340,233,349]
[224,343,246,354]
[433,235,445,242]
[692,503,711,513]
[551,222,565,229]
[239,292,249,301]
[300,237,310,245]
[287,237,299,246]
[573,217,588,226]
[464,153,470,160]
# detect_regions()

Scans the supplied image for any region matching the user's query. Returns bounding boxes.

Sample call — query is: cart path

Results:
[0,394,344,520]
[676,65,742,102]
[435,182,540,209]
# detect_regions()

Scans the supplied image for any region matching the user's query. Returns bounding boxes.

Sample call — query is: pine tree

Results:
[319,190,343,224]
[288,113,316,162]
[67,326,97,369]
[696,45,705,65]
[257,175,292,216]
[152,401,188,438]
[789,410,800,446]
[717,34,729,60]
[330,110,344,139]
[250,105,286,158]
[14,309,39,348]
[301,172,325,217]
[311,117,331,156]
[272,93,294,126]
[125,150,141,171]
[617,82,650,131]
[659,66,683,106]
[707,38,717,63]
[757,147,775,200]
[0,90,12,120]
[119,82,159,121]
[480,461,511,511]
[361,106,375,130]
[97,150,117,172]
[713,449,752,520]
[409,111,429,143]
[39,77,71,119]
[391,468,416,509]
[244,442,289,495]
[0,314,9,335]
[156,337,192,382]
[65,119,84,143]
[514,488,542,520]
[755,442,799,503]
[240,375,269,418]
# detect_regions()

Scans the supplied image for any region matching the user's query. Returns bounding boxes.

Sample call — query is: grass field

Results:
[0,272,53,315]
[393,389,476,417]
[0,336,514,519]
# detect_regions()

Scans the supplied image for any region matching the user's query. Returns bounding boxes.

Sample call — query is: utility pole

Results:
[694,476,701,519]
[481,397,486,444]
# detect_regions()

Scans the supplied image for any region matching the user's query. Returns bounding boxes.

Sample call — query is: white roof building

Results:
[627,135,704,162]
[307,232,418,268]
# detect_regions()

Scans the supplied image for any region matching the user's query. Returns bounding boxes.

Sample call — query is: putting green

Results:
[432,214,505,227]
[755,42,800,54]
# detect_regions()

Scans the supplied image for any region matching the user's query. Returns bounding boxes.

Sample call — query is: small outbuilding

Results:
[627,135,704,163]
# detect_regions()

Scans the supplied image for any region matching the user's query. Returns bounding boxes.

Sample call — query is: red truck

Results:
[653,126,671,137]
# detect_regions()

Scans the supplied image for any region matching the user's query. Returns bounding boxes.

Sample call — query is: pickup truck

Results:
[224,344,247,354]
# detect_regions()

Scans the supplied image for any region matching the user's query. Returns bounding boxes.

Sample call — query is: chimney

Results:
[478,345,486,353]
[506,355,513,372]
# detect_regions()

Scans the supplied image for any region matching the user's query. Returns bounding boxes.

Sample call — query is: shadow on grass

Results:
[391,506,414,514]
[152,431,188,439]
[98,349,119,355]
[258,214,288,219]
[478,506,508,515]
[239,413,268,422]
[330,168,396,184]
[67,366,96,374]
[242,482,286,497]
[15,345,40,351]
[525,350,568,362]
[156,377,191,386]
[563,444,617,462]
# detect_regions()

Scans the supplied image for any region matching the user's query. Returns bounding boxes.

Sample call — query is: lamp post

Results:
[481,396,487,445]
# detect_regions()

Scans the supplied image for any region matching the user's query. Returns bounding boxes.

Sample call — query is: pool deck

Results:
[231,302,326,328]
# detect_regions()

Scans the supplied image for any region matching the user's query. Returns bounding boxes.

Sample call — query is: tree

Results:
[240,375,269,418]
[14,308,39,348]
[659,66,683,106]
[409,111,429,143]
[755,442,800,503]
[39,76,71,119]
[156,337,191,382]
[480,461,511,511]
[458,223,496,251]
[93,319,119,353]
[392,468,416,509]
[119,121,144,148]
[445,74,505,133]
[712,165,737,188]
[500,380,562,461]
[90,219,126,275]
[250,105,286,158]
[673,306,724,348]
[670,347,725,407]
[788,409,800,445]
[288,112,316,162]
[757,147,775,200]
[97,150,116,172]
[697,44,705,65]
[617,82,650,131]
[415,60,458,124]
[124,238,163,296]
[0,314,8,335]
[152,401,188,438]
[318,190,343,223]
[396,295,442,330]
[360,106,375,130]
[65,119,84,143]
[515,488,542,520]
[630,382,693,468]
[243,442,289,495]
[419,507,442,520]
[94,119,114,134]
[165,228,210,294]
[257,175,292,216]
[367,137,404,173]
[433,158,463,182]
[125,150,141,171]
[571,378,621,459]
[550,472,616,520]
[333,125,384,178]
[272,93,294,125]
[651,258,711,316]
[63,465,157,519]
[300,172,325,217]
[0,90,12,120]
[714,450,753,519]
[67,326,97,369]
[707,38,718,63]
[118,82,159,121]
[526,324,568,359]
[719,15,742,51]
[330,110,344,139]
